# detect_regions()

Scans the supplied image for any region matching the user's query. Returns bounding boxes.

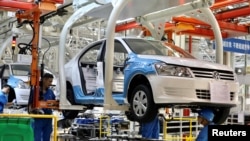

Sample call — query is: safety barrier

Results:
[0,114,58,141]
[99,114,111,138]
[162,117,198,141]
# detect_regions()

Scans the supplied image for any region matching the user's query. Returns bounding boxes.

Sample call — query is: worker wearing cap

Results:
[28,73,55,141]
[196,108,215,141]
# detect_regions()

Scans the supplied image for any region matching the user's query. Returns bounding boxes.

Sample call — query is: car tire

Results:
[129,84,157,123]
[213,107,230,124]
[125,108,136,122]
[62,89,79,119]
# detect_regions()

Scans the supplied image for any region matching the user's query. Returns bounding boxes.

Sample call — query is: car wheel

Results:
[129,84,157,123]
[213,107,230,124]
[62,89,79,119]
[125,108,136,122]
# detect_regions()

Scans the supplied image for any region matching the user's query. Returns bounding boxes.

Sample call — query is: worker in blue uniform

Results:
[140,114,160,139]
[0,84,11,113]
[196,108,215,141]
[28,73,55,141]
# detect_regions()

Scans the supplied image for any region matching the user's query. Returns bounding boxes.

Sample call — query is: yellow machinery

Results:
[162,117,198,141]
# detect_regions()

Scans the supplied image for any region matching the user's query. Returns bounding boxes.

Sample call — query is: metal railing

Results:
[162,116,198,141]
[99,114,111,138]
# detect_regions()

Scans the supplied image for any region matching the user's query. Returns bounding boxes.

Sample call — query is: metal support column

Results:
[104,0,130,110]
[58,2,101,110]
[200,8,223,64]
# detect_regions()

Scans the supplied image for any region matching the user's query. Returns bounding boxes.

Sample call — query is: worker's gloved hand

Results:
[31,109,44,114]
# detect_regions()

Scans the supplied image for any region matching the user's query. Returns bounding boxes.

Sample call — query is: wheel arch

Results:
[127,74,153,103]
[66,81,73,91]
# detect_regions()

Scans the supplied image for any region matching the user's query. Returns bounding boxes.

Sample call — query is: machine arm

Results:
[0,0,63,109]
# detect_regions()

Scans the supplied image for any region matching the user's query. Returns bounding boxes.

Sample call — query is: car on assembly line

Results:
[62,37,239,124]
[0,63,57,106]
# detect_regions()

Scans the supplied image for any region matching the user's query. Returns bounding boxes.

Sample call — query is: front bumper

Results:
[148,75,239,106]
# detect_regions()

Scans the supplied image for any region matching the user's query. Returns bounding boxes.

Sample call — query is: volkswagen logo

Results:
[213,71,220,80]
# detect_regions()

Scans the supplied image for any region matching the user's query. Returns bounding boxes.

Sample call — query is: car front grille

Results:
[196,89,235,101]
[190,67,234,81]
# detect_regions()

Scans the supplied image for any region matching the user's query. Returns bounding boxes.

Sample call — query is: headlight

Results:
[17,80,30,89]
[155,63,192,77]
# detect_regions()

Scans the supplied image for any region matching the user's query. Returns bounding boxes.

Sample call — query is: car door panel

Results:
[78,43,103,96]
[80,63,97,94]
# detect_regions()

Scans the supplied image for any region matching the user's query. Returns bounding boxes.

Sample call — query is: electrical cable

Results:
[17,22,34,54]
[39,37,51,100]
[41,37,51,64]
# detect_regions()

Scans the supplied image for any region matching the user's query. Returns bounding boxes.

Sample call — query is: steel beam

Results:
[180,28,228,39]
[218,21,249,33]
[215,6,250,20]
[104,0,130,111]
[172,16,210,27]
[142,0,212,22]
[0,1,35,11]
[115,21,141,32]
[212,0,249,10]
[0,0,64,11]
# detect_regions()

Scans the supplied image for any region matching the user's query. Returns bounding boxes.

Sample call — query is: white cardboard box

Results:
[13,54,32,63]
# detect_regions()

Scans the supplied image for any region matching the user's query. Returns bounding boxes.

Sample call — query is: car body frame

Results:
[63,37,239,124]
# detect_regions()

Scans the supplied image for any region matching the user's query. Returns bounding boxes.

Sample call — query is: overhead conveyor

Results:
[58,0,224,112]
[0,0,63,110]
[58,0,105,111]
[113,0,250,62]
[58,0,199,111]
[104,0,223,110]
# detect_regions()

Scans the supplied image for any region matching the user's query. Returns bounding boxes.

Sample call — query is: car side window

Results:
[114,41,128,66]
[80,44,102,64]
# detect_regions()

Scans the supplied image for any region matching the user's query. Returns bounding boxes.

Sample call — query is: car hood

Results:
[139,55,233,71]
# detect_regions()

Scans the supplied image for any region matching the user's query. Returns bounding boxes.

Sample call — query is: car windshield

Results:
[124,38,195,58]
[10,64,30,76]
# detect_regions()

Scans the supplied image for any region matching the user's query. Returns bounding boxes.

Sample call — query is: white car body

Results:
[145,55,238,105]
[0,63,57,106]
[62,37,239,123]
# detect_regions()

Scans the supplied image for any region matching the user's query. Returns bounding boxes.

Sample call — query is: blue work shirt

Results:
[28,88,55,114]
[196,122,214,141]
[29,88,55,141]
[0,91,8,113]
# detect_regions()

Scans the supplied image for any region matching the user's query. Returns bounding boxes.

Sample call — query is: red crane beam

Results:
[172,16,210,27]
[172,16,249,34]
[211,0,249,10]
[0,0,63,11]
[0,1,35,11]
[218,21,249,33]
[215,6,250,20]
[114,0,250,39]
[179,28,228,39]
[115,21,141,32]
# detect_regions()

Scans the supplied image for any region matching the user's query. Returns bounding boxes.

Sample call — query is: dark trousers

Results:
[141,115,160,139]
[34,118,53,141]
